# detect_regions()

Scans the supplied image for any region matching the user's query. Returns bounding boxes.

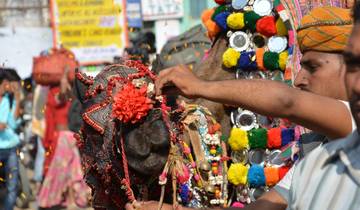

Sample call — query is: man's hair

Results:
[354,1,360,23]
[3,68,20,82]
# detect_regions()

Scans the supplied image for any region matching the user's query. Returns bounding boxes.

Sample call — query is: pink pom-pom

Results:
[183,146,191,155]
[177,165,190,184]
[232,202,245,208]
[194,174,200,181]
[191,162,196,168]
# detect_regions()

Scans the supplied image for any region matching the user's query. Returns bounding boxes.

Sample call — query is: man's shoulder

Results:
[297,132,358,172]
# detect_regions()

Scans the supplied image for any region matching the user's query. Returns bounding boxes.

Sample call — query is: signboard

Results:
[50,0,128,64]
[141,0,183,21]
[126,0,143,28]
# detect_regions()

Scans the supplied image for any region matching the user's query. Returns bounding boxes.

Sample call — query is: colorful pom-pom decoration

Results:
[244,11,261,31]
[248,128,267,149]
[279,51,289,71]
[227,13,245,30]
[214,11,231,31]
[278,165,291,179]
[202,8,215,24]
[276,18,288,36]
[212,5,228,20]
[204,19,221,39]
[256,16,277,37]
[223,48,241,68]
[256,48,266,71]
[267,128,282,149]
[238,51,257,70]
[264,167,280,186]
[263,51,280,70]
[281,128,294,147]
[228,127,249,151]
[248,164,265,187]
[228,163,248,185]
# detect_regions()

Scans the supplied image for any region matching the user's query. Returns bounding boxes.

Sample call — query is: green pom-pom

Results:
[221,135,228,142]
[263,51,280,70]
[211,5,228,21]
[244,11,261,31]
[274,0,281,7]
[248,128,267,149]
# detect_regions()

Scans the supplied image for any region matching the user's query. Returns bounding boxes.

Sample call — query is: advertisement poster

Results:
[50,0,128,64]
[141,0,183,21]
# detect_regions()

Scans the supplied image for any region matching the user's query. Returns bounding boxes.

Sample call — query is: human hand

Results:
[155,65,206,99]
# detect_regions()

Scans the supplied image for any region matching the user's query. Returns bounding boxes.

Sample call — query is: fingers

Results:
[155,67,176,96]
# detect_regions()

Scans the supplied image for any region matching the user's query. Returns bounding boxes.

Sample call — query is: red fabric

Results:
[256,16,277,37]
[267,128,282,148]
[43,87,71,175]
[215,0,227,5]
[278,166,291,180]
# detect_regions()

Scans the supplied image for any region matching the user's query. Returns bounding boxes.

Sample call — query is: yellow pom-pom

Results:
[223,48,240,68]
[279,51,288,71]
[276,18,288,36]
[228,163,248,185]
[227,13,245,30]
[228,127,248,151]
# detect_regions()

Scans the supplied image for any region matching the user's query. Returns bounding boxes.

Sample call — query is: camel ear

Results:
[73,68,93,104]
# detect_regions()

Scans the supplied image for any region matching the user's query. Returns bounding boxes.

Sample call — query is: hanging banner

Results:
[141,0,183,21]
[126,0,143,28]
[50,0,128,64]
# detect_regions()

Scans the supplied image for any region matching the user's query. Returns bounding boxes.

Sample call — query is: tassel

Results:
[264,167,280,186]
[238,51,257,71]
[228,163,248,185]
[223,48,241,68]
[263,51,280,71]
[248,165,266,187]
[279,51,289,71]
[227,13,245,30]
[228,127,249,151]
[214,11,231,31]
[256,16,277,37]
[248,128,267,149]
[244,11,261,31]
[267,128,282,149]
[281,128,294,146]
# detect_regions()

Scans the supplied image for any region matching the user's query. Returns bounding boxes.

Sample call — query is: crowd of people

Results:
[1,1,360,210]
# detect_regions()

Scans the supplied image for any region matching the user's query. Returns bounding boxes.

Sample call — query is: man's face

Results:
[294,51,347,100]
[344,23,360,129]
[0,79,10,95]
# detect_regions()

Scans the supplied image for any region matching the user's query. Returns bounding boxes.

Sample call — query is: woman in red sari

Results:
[37,71,89,209]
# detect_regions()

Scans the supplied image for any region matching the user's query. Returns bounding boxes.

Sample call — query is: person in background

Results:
[37,69,89,209]
[0,70,20,210]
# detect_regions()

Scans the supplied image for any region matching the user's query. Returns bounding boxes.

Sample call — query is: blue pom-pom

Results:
[248,164,265,187]
[281,128,294,146]
[237,51,257,70]
[179,184,190,204]
[214,11,230,31]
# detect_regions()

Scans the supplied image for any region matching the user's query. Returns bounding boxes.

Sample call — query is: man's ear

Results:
[73,68,94,104]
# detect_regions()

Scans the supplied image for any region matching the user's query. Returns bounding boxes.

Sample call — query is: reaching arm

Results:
[155,65,352,139]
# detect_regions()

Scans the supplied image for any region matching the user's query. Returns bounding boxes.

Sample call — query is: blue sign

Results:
[126,0,143,28]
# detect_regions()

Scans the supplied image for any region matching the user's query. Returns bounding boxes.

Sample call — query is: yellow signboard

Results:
[51,0,128,64]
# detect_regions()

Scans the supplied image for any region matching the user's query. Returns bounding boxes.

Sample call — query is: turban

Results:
[297,6,353,53]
